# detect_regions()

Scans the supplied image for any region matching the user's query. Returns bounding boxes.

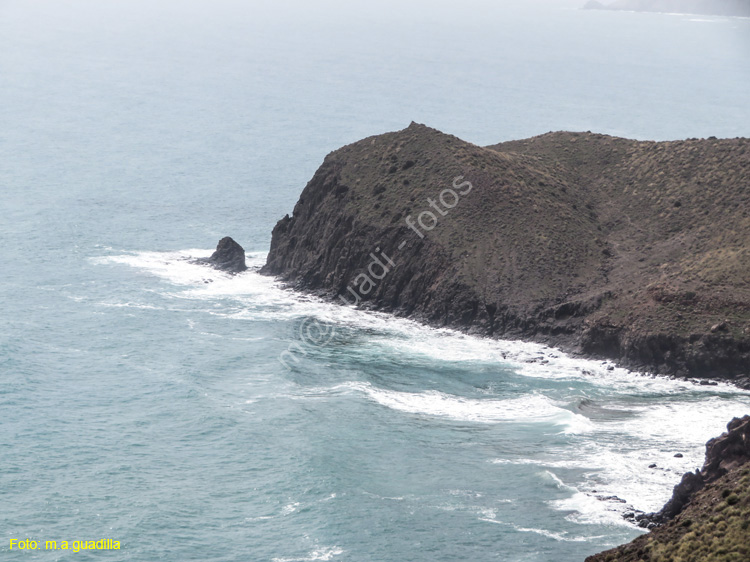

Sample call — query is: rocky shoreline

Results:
[261,123,750,387]
[586,416,750,561]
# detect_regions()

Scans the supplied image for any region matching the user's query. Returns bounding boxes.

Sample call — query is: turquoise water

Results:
[2,1,750,560]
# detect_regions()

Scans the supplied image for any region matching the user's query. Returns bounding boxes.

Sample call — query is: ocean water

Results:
[2,1,749,561]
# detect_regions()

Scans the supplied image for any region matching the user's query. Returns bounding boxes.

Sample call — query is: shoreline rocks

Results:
[588,416,750,561]
[638,415,750,526]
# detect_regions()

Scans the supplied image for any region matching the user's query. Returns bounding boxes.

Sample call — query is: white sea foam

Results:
[96,249,217,284]
[550,490,634,527]
[488,397,750,520]
[272,547,344,562]
[280,502,300,515]
[349,318,748,401]
[490,458,583,469]
[479,517,596,542]
[524,398,750,519]
[536,403,750,521]
[385,332,746,396]
[316,381,593,433]
[512,525,591,542]
[95,301,164,310]
[490,453,688,523]
[540,470,577,492]
[95,250,299,311]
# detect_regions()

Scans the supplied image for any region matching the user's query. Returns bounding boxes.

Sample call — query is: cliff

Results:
[583,0,750,17]
[586,416,750,562]
[261,123,750,385]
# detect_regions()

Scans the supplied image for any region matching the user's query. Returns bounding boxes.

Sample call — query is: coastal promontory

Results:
[262,123,750,385]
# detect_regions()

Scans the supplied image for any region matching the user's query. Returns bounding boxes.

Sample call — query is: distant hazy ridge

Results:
[583,0,750,17]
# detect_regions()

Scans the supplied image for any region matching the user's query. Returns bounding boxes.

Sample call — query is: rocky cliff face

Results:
[586,416,750,562]
[262,123,750,385]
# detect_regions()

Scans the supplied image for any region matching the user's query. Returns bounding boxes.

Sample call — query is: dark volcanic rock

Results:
[647,471,706,525]
[587,416,750,561]
[195,237,247,273]
[261,123,750,384]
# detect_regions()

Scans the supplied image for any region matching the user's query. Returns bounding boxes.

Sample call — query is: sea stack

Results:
[261,123,750,385]
[195,236,247,273]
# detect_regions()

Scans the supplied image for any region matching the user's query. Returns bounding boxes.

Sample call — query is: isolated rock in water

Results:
[196,237,247,273]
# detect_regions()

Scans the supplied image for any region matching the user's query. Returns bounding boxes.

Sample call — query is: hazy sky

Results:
[2,0,747,143]
[0,0,590,27]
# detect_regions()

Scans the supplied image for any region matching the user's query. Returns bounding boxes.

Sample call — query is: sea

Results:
[1,1,749,560]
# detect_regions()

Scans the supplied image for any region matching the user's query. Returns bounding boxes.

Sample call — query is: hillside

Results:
[261,123,750,384]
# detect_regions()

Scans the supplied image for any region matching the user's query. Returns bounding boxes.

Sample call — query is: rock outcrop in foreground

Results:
[639,416,750,527]
[583,0,750,17]
[586,416,750,562]
[262,123,750,385]
[195,236,247,273]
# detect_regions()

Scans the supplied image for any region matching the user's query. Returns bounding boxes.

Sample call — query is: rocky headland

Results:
[583,0,750,17]
[587,416,750,561]
[261,123,750,386]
